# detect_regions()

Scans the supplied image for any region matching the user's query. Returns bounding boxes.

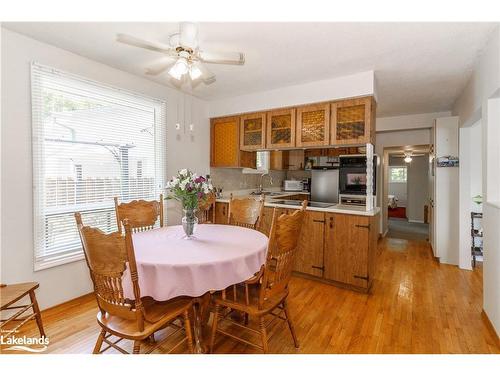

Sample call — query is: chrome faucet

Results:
[257,173,273,194]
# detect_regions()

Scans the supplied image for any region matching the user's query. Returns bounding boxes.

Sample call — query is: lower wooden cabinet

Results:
[293,211,325,277]
[214,202,228,224]
[214,200,379,293]
[324,214,369,289]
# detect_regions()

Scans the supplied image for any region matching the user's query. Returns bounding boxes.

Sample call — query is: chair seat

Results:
[97,296,192,340]
[0,282,39,309]
[212,283,288,316]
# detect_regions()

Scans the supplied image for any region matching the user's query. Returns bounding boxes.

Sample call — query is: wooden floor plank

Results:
[1,237,498,354]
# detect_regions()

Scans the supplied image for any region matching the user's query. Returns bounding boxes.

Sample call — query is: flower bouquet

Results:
[166,169,213,238]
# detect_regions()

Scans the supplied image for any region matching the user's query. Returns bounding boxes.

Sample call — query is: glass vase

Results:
[182,208,198,239]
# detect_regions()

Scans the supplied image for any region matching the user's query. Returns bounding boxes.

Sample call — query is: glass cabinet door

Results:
[266,108,296,149]
[240,112,266,151]
[296,103,330,147]
[331,97,373,145]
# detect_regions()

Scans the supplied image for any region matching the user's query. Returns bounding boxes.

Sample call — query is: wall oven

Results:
[339,155,377,196]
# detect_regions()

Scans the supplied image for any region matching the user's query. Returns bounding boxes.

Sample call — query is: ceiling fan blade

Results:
[116,33,176,55]
[145,60,176,76]
[198,50,245,65]
[179,22,199,49]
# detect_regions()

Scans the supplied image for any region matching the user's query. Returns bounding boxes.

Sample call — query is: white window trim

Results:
[31,62,167,271]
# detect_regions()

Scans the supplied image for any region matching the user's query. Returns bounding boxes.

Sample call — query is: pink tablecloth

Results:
[122,224,268,301]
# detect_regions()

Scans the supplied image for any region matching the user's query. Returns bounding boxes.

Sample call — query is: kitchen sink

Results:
[270,200,335,208]
[250,191,286,196]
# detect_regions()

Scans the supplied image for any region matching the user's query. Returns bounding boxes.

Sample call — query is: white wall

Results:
[376,111,451,132]
[434,117,460,265]
[407,155,429,223]
[453,26,500,335]
[208,71,375,117]
[0,28,210,309]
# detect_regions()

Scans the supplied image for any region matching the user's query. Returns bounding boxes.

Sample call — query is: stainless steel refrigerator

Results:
[311,169,339,203]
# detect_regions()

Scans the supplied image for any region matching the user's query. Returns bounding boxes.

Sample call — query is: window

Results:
[389,166,407,183]
[31,63,166,270]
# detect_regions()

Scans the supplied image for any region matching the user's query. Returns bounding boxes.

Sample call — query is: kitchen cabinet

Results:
[287,150,305,170]
[214,202,228,224]
[266,108,296,149]
[331,97,375,146]
[323,213,378,291]
[211,116,256,168]
[269,151,289,170]
[294,211,325,277]
[296,103,330,147]
[240,112,266,151]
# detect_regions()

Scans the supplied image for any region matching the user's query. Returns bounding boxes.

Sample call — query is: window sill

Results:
[34,252,86,272]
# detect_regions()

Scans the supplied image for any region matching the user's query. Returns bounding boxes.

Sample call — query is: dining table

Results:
[122,223,269,353]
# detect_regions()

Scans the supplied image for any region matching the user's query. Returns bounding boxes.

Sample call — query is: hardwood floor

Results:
[2,237,498,354]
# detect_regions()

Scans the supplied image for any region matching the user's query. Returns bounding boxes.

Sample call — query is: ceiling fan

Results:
[116,22,245,86]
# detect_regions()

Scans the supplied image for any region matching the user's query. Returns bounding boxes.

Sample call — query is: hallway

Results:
[387,218,429,241]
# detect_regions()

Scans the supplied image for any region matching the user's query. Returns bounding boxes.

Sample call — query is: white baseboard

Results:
[408,219,425,224]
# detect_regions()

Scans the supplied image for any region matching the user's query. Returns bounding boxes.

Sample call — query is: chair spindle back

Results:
[228,194,265,230]
[75,213,145,331]
[114,194,164,233]
[259,201,307,307]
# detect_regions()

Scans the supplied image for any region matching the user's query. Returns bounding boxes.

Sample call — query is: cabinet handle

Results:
[353,275,369,281]
[313,220,325,223]
[311,265,324,271]
[355,224,370,229]
[329,217,333,229]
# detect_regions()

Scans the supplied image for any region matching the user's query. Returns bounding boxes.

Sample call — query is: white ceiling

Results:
[3,22,497,116]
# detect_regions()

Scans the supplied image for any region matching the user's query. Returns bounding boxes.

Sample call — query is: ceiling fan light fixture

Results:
[189,63,203,80]
[168,57,189,80]
[404,155,413,163]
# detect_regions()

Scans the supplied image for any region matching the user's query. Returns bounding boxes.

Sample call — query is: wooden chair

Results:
[227,194,265,230]
[114,194,164,233]
[209,201,307,353]
[0,282,45,339]
[75,212,193,354]
[197,192,216,224]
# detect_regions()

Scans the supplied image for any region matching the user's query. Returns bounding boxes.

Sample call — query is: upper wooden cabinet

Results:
[266,108,296,149]
[211,116,256,168]
[296,103,330,147]
[240,112,266,151]
[269,150,289,170]
[331,97,375,145]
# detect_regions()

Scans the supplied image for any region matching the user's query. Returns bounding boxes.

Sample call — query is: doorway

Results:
[382,145,431,241]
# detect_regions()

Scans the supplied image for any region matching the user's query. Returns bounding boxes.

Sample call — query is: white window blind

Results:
[31,63,167,270]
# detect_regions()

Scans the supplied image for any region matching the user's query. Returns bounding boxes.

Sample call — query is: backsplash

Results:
[210,168,286,192]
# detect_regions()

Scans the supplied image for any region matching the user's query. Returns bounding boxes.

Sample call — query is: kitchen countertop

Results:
[215,190,380,217]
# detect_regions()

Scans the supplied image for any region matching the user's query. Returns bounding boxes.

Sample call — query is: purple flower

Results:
[186,184,193,192]
[194,176,205,183]
[198,191,204,199]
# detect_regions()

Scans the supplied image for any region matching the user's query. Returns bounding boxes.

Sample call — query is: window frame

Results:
[31,62,167,271]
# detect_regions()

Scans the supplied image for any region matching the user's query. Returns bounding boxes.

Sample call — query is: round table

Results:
[123,224,269,353]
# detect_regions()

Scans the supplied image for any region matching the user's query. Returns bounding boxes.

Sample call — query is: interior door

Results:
[428,123,436,254]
